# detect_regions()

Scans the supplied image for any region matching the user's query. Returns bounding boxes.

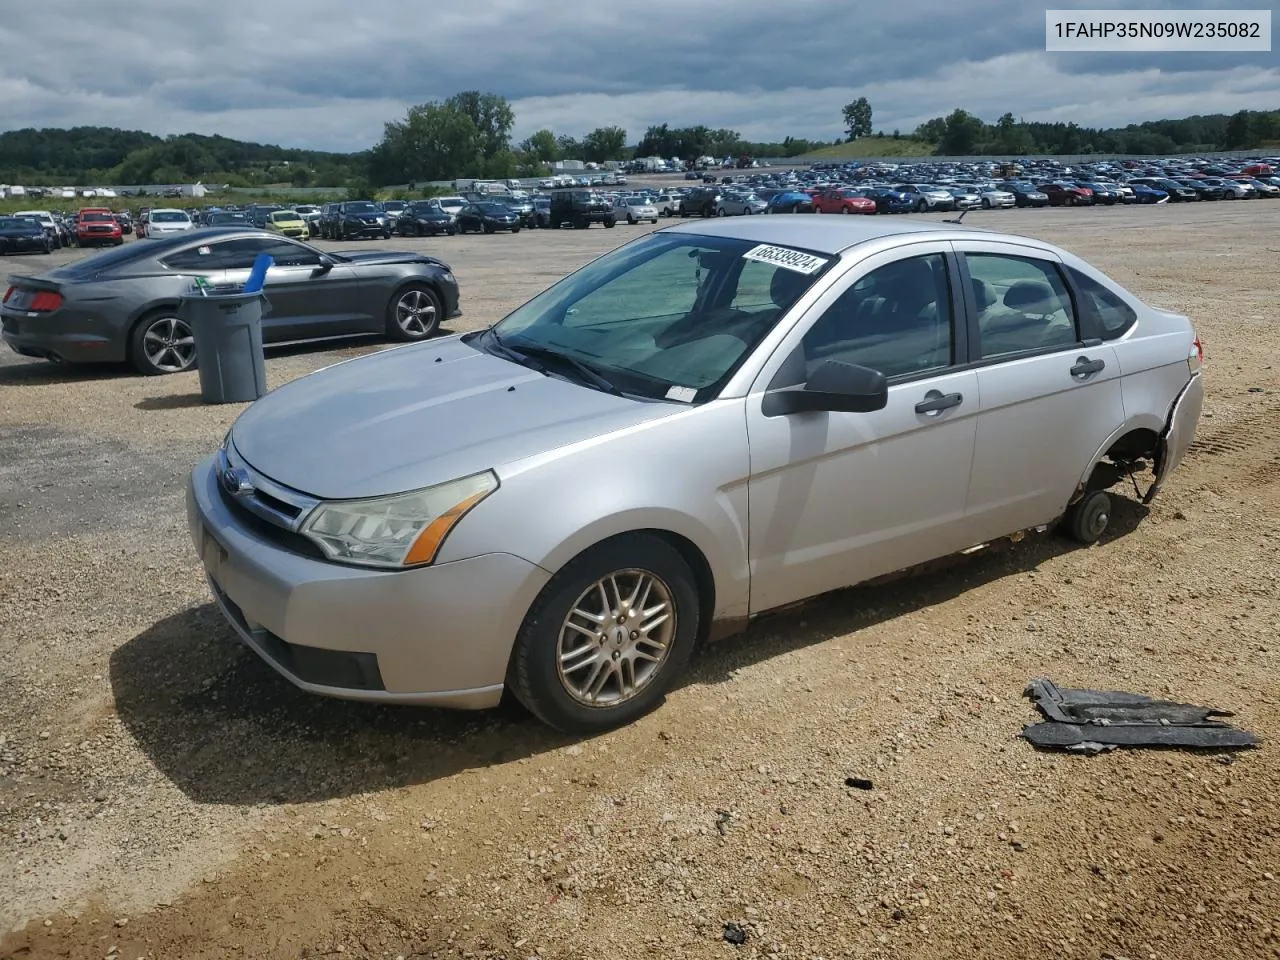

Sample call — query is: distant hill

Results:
[0,127,366,187]
[796,138,935,160]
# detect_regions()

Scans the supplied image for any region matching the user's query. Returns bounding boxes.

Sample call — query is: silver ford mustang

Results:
[188,217,1204,732]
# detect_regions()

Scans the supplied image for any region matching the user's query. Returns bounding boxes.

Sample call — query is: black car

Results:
[532,198,552,228]
[996,181,1050,207]
[678,188,724,217]
[318,202,341,239]
[499,196,537,228]
[333,201,392,240]
[396,201,456,237]
[1175,178,1223,200]
[1,228,461,374]
[455,202,521,234]
[0,216,53,255]
[546,188,615,229]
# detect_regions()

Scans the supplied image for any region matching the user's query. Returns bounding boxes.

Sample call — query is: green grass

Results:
[794,139,936,161]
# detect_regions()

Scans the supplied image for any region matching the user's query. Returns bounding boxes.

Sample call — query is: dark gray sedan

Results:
[1,228,461,375]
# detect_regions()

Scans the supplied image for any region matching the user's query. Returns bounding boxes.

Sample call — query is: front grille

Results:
[217,483,325,559]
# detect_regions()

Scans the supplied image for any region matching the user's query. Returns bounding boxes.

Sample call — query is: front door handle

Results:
[915,391,963,415]
[1071,356,1106,378]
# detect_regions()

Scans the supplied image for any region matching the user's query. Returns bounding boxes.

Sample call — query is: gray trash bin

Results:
[180,289,269,404]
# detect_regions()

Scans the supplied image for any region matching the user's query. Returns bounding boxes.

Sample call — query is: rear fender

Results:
[1070,413,1166,506]
[1144,371,1204,504]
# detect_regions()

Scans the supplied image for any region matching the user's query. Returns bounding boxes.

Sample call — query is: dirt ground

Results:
[1,203,1277,960]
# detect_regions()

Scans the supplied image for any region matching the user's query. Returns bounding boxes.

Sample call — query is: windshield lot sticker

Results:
[742,244,829,275]
[665,385,698,402]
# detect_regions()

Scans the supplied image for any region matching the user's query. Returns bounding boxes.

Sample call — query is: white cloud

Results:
[0,1,1273,151]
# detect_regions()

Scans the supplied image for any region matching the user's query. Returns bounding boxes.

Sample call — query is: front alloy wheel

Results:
[508,535,699,733]
[132,314,196,375]
[387,284,441,341]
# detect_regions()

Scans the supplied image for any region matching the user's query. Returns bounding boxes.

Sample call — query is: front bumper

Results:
[343,221,388,237]
[186,455,550,707]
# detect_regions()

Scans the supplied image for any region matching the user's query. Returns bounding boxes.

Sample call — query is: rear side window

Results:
[1065,266,1137,340]
[964,253,1078,359]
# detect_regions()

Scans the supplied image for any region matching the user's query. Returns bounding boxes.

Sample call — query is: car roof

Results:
[657,215,1052,257]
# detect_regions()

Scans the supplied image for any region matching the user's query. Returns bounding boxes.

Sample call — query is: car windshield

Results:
[152,211,189,223]
[346,202,379,214]
[477,203,508,213]
[486,232,834,402]
[0,217,33,228]
[210,213,245,223]
[271,211,298,221]
[82,212,114,222]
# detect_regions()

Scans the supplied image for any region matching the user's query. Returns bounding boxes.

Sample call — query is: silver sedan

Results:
[612,197,659,224]
[189,218,1204,732]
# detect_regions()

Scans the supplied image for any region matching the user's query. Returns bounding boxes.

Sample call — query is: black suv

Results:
[547,188,616,229]
[331,200,392,240]
[318,202,341,239]
[678,188,723,217]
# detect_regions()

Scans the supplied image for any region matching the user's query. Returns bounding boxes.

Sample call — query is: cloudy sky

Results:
[0,0,1274,152]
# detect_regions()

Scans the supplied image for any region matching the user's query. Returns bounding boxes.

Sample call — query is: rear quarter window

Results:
[1065,266,1137,340]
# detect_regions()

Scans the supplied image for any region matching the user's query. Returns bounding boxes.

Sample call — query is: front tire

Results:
[507,534,700,733]
[386,283,441,341]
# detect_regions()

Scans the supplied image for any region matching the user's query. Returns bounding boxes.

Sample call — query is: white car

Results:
[144,208,194,239]
[435,196,467,221]
[613,196,659,224]
[963,186,1015,209]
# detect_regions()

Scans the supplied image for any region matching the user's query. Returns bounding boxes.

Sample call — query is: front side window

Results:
[489,233,833,400]
[965,253,1078,359]
[798,253,954,380]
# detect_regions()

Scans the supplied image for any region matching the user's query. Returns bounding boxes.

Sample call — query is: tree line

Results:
[906,106,1280,156]
[1,93,1275,189]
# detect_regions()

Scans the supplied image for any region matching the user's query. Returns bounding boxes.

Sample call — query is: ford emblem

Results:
[220,466,252,497]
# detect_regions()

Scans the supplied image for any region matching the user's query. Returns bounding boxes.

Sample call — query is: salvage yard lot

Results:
[1,203,1278,959]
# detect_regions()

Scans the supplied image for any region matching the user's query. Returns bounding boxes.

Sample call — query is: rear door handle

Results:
[1071,356,1106,378]
[915,391,964,415]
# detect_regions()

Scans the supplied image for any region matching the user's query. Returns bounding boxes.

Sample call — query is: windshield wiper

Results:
[483,328,548,374]
[505,340,624,396]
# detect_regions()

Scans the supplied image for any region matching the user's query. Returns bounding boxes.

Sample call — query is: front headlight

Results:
[300,471,498,569]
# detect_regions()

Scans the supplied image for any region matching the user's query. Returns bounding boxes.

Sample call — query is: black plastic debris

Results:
[723,922,748,945]
[844,777,874,790]
[1021,677,1259,753]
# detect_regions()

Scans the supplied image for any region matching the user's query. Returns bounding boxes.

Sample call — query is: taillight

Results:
[30,292,63,312]
[1190,334,1204,370]
[2,286,14,304]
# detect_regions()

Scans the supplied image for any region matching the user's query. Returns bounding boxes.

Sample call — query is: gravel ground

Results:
[1,203,1278,960]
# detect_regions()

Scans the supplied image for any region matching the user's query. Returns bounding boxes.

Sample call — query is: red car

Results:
[1036,182,1094,206]
[76,208,124,247]
[812,188,877,215]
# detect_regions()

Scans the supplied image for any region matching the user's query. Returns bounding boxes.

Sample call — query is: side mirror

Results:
[762,360,888,417]
[314,255,334,273]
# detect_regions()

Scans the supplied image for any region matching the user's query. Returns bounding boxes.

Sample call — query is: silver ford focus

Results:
[188,217,1204,733]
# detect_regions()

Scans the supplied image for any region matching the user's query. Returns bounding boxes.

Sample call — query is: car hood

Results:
[336,250,450,269]
[230,336,676,500]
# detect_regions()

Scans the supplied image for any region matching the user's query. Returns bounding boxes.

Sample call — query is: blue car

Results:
[766,190,815,213]
[1128,182,1168,204]
[860,187,915,214]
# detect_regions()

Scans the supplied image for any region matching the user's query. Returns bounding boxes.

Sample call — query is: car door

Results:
[956,242,1124,540]
[219,237,368,341]
[745,245,981,614]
